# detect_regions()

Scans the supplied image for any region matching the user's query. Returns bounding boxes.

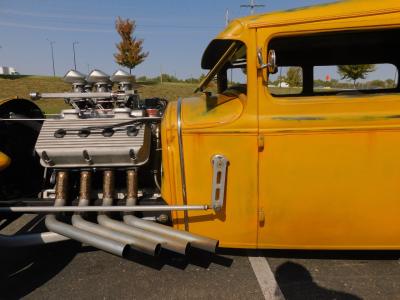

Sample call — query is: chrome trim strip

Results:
[0,205,209,213]
[177,97,189,231]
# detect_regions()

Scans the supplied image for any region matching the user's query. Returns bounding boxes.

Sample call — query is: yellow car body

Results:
[161,0,400,249]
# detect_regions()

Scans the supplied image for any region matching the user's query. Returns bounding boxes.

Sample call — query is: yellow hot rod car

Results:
[1,0,400,256]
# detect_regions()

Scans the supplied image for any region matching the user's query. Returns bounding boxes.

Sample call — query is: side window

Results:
[267,29,400,98]
[268,66,303,95]
[314,64,398,94]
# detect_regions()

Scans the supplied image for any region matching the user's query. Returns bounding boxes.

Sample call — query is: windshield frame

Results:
[195,41,240,93]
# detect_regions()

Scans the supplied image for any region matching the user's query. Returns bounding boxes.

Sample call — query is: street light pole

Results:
[72,41,79,70]
[46,39,56,77]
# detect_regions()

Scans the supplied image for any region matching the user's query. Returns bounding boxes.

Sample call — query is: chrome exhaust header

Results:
[4,170,218,256]
[71,170,160,256]
[97,170,188,255]
[123,169,219,253]
[45,171,128,257]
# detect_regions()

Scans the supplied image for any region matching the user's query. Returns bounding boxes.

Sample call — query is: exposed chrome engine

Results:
[33,69,165,169]
[0,69,218,258]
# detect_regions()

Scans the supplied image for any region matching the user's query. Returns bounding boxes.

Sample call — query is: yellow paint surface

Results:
[162,0,400,249]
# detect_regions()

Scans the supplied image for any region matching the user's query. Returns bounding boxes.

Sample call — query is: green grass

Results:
[0,76,199,114]
[268,87,302,95]
[137,81,198,101]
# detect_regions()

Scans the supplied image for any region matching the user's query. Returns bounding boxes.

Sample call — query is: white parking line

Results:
[248,255,285,300]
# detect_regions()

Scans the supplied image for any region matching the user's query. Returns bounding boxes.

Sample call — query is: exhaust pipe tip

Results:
[184,242,191,255]
[191,239,219,253]
[154,243,162,256]
[213,241,220,253]
[121,245,130,257]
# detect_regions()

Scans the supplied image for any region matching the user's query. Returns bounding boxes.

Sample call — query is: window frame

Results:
[264,27,400,103]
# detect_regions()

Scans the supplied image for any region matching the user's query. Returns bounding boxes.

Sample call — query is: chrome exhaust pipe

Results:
[123,170,219,253]
[71,171,160,256]
[0,232,68,248]
[45,171,128,257]
[97,170,168,254]
[123,169,190,254]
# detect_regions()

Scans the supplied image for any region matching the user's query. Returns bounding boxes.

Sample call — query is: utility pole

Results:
[46,39,56,77]
[225,8,230,26]
[160,65,163,84]
[240,0,265,15]
[72,41,79,70]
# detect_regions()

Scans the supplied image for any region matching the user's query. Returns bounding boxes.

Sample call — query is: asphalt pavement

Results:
[1,214,400,300]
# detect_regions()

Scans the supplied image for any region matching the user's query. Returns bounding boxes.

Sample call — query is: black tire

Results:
[0,99,44,200]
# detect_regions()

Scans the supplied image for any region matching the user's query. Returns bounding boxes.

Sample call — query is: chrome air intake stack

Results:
[64,69,87,93]
[87,69,112,93]
[111,69,136,92]
[30,69,141,111]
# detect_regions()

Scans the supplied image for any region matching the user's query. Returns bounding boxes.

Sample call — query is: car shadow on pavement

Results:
[266,250,400,299]
[0,216,80,300]
[221,248,400,300]
[0,241,81,300]
[0,215,234,299]
[275,261,362,300]
[124,246,234,271]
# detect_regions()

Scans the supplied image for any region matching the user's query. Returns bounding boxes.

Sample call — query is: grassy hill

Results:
[0,75,199,114]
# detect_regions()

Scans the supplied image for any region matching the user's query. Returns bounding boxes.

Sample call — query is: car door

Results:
[256,22,400,249]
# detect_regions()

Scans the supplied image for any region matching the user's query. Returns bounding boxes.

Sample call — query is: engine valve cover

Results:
[35,110,151,168]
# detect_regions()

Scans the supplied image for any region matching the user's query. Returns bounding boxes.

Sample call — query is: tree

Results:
[286,67,302,87]
[368,79,385,89]
[385,79,396,88]
[114,17,149,74]
[337,65,376,88]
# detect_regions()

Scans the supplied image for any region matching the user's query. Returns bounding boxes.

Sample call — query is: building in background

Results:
[0,66,19,75]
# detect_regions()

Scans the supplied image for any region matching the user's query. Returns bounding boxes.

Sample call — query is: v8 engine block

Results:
[35,109,151,168]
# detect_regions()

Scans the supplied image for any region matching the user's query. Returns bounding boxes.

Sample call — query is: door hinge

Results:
[211,154,229,211]
[258,135,265,152]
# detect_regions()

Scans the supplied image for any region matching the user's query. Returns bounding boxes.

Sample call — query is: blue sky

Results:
[0,0,395,82]
[0,0,340,78]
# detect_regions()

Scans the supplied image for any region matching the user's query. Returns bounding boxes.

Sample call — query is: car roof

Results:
[217,0,400,38]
